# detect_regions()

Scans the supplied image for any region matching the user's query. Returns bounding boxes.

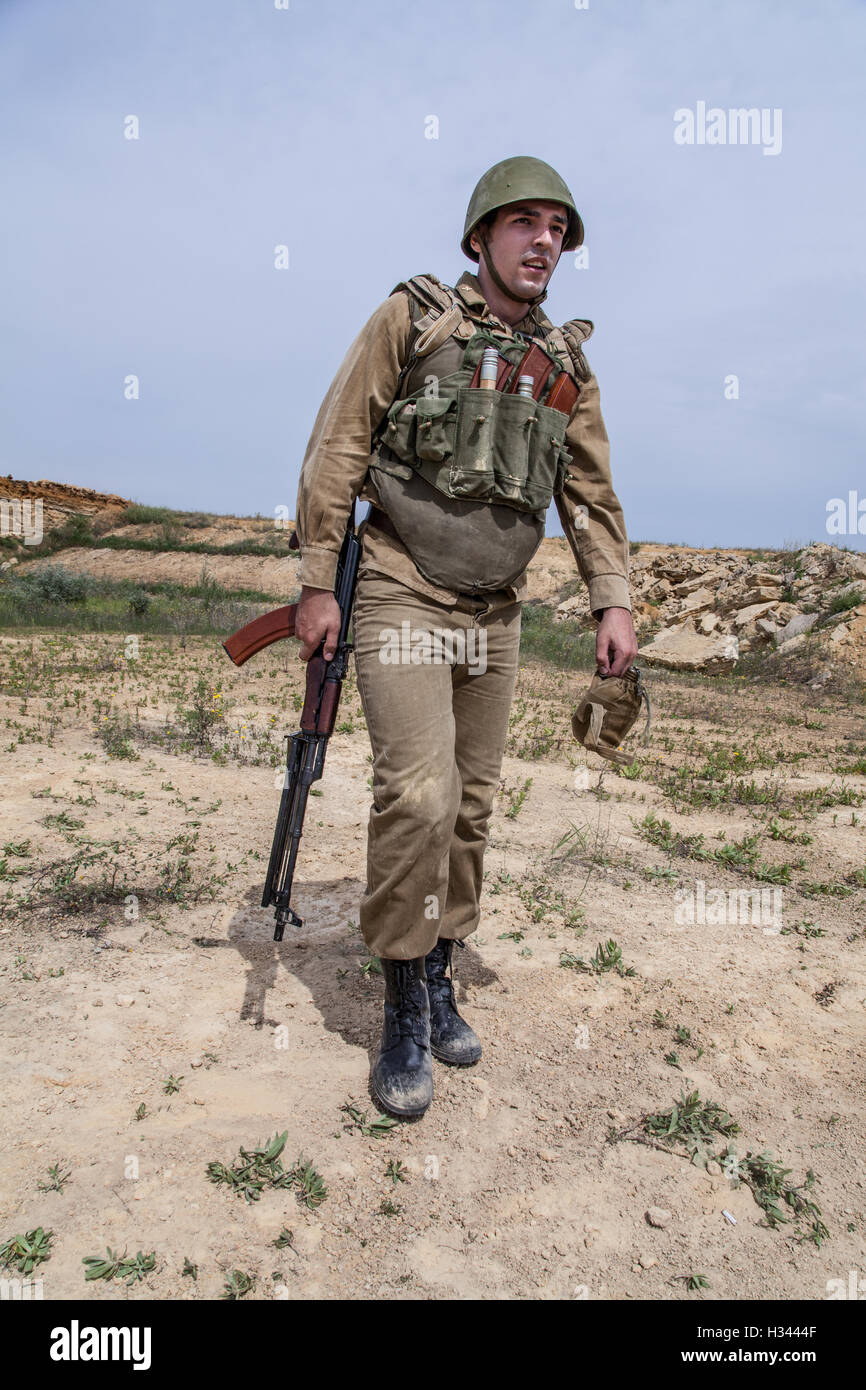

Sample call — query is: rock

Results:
[190,1057,203,1068]
[645,1206,672,1228]
[808,668,833,689]
[697,612,720,634]
[639,1253,658,1269]
[645,578,672,602]
[774,612,819,645]
[741,585,783,604]
[732,601,778,629]
[706,1160,722,1177]
[115,994,135,1007]
[92,999,103,1007]
[675,587,716,617]
[537,1148,559,1162]
[554,593,589,623]
[755,617,778,639]
[638,624,739,673]
[673,568,728,597]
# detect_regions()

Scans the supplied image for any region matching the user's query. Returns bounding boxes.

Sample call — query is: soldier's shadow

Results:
[194,880,498,1057]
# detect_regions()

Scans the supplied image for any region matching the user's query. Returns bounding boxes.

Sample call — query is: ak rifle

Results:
[222,505,360,940]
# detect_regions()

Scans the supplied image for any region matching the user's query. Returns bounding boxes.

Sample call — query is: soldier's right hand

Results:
[296,586,342,662]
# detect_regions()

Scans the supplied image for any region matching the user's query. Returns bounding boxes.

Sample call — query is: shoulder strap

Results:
[390,272,455,316]
[559,317,595,383]
[386,274,474,401]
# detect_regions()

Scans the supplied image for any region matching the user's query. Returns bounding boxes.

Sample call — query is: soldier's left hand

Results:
[596,606,638,678]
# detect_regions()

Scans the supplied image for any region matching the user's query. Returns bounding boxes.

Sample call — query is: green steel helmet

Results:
[461,155,584,259]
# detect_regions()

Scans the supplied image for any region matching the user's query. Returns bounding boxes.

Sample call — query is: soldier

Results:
[294,156,637,1117]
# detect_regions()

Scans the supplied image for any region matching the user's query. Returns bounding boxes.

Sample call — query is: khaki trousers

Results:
[351,569,522,960]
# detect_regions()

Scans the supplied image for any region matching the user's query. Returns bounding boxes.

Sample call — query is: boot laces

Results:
[391,964,428,1043]
[426,939,460,1005]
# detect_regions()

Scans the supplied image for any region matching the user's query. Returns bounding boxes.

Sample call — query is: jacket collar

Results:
[453,271,551,336]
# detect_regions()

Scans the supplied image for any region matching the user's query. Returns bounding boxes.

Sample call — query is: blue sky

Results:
[1,0,864,548]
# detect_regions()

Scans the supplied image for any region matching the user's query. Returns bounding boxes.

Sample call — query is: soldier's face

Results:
[475,200,568,300]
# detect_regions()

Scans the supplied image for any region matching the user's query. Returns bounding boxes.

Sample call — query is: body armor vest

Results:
[368,274,593,595]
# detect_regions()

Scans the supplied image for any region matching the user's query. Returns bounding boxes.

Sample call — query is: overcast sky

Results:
[1,0,864,549]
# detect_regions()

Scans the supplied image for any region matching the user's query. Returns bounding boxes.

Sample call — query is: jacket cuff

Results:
[587,574,632,621]
[297,548,339,591]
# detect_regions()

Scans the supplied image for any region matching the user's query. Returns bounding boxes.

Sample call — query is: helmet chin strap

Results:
[477,228,547,310]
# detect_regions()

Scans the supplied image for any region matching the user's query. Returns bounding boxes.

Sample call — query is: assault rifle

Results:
[222,504,361,941]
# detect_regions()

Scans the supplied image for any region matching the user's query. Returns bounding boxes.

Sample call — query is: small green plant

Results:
[560,939,636,977]
[386,1159,409,1185]
[97,711,140,760]
[206,1131,327,1209]
[828,588,864,614]
[591,939,636,976]
[182,1257,198,1279]
[340,1101,399,1139]
[724,1147,829,1246]
[643,1090,739,1164]
[677,1273,710,1292]
[82,1247,156,1283]
[221,1269,255,1299]
[0,1227,54,1273]
[162,1074,183,1094]
[504,777,533,819]
[176,674,225,752]
[37,1163,71,1193]
[291,1157,328,1210]
[127,590,152,618]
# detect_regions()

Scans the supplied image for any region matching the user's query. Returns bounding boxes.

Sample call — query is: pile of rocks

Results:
[553,541,866,676]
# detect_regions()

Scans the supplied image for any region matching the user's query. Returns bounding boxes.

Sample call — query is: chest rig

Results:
[368,273,594,595]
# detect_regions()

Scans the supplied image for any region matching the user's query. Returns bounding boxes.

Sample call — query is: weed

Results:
[221,1270,254,1299]
[0,1227,54,1273]
[341,1101,399,1139]
[37,1163,71,1193]
[82,1247,156,1283]
[206,1132,327,1208]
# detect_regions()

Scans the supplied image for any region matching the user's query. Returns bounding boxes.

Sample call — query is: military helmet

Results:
[461,156,584,259]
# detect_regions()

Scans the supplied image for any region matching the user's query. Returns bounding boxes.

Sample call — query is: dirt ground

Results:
[0,629,864,1302]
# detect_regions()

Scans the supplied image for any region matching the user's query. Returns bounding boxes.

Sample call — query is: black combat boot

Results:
[371,957,434,1117]
[424,937,482,1066]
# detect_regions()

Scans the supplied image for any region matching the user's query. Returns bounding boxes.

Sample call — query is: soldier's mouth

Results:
[522,260,548,274]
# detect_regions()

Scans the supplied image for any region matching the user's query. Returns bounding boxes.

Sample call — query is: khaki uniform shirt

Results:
[295,271,631,619]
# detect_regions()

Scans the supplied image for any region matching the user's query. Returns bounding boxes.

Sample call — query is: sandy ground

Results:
[0,631,864,1302]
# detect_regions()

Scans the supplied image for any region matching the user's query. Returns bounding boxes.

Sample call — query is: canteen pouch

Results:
[572,666,651,767]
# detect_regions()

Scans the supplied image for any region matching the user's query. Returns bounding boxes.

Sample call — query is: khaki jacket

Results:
[295,271,631,619]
